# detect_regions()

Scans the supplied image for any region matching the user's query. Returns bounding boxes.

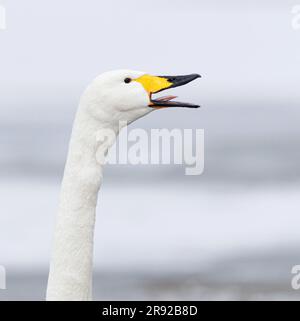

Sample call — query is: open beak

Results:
[135,73,201,108]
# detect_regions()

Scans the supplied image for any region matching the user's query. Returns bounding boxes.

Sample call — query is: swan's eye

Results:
[124,78,132,84]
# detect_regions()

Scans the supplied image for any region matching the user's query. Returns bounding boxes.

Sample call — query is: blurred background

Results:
[1,0,300,300]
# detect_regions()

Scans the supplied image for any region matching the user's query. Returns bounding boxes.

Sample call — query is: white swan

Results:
[46,69,200,301]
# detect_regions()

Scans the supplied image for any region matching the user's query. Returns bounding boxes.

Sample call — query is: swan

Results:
[46,69,201,301]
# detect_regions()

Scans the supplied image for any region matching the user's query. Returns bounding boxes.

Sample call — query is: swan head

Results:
[81,69,201,125]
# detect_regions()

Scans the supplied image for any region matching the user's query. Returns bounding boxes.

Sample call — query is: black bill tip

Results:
[156,74,201,93]
[150,100,200,108]
[149,73,201,108]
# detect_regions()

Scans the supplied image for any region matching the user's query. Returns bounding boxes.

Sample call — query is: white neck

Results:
[46,106,118,301]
